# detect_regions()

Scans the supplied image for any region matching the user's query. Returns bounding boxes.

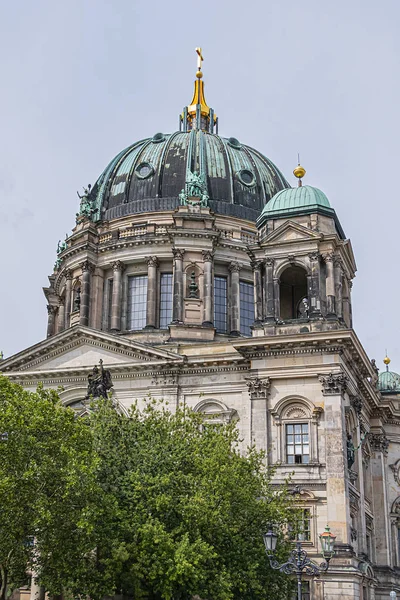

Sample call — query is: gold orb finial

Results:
[384,355,391,366]
[196,70,203,79]
[293,164,306,179]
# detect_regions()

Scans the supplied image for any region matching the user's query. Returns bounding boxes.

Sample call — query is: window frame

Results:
[214,275,228,333]
[127,274,148,330]
[159,272,173,329]
[239,279,254,336]
[286,422,310,465]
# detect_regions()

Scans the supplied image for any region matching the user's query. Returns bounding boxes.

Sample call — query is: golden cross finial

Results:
[195,47,204,77]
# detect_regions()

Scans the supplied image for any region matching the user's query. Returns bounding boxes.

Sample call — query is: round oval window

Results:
[136,163,154,179]
[237,169,255,186]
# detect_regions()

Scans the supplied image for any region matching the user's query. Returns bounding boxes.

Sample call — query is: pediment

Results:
[0,326,183,373]
[262,221,322,245]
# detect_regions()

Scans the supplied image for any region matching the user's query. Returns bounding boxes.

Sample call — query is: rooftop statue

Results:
[76,184,98,221]
[86,359,113,400]
[179,170,209,207]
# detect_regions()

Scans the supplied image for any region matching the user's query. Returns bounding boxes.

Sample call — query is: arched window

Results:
[279,266,308,320]
[193,399,237,426]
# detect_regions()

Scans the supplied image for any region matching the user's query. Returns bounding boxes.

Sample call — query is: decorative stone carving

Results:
[151,371,178,386]
[65,268,73,280]
[202,250,213,262]
[350,527,358,542]
[228,261,241,273]
[251,260,263,272]
[188,271,199,299]
[312,406,323,424]
[146,256,159,268]
[318,372,348,395]
[172,248,185,261]
[46,305,56,315]
[81,260,95,273]
[265,258,275,267]
[112,260,125,271]
[246,377,271,399]
[85,359,113,399]
[368,432,389,455]
[322,252,334,262]
[350,394,363,416]
[287,254,295,264]
[308,251,320,262]
[72,288,81,312]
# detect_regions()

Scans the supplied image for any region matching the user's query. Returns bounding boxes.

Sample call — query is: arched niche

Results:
[279,265,308,319]
[193,398,237,424]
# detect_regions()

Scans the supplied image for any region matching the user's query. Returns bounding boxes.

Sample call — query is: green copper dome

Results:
[378,370,400,394]
[257,184,346,238]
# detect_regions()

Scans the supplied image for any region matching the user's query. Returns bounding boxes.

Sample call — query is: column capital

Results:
[246,377,271,399]
[57,295,65,306]
[228,261,241,273]
[172,248,185,260]
[265,257,275,267]
[202,250,214,262]
[368,432,389,455]
[322,252,334,262]
[308,251,321,262]
[318,372,348,395]
[147,256,159,268]
[112,260,125,272]
[251,259,263,271]
[47,304,57,315]
[333,255,343,268]
[64,268,73,280]
[81,260,95,273]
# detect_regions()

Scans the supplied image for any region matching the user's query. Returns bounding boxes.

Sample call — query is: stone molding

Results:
[318,372,348,395]
[246,377,271,399]
[368,432,389,455]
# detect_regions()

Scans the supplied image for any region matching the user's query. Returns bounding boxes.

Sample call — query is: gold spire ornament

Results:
[293,155,306,187]
[195,47,204,78]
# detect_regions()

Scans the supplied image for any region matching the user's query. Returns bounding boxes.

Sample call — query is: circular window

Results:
[152,132,165,143]
[228,137,242,149]
[237,169,255,186]
[136,162,154,179]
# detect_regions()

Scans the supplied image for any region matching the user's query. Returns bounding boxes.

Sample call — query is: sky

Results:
[0,0,399,371]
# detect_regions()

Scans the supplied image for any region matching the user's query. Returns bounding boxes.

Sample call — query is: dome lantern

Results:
[180,47,218,133]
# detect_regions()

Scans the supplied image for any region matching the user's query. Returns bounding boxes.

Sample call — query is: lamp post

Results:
[390,591,397,600]
[263,526,336,600]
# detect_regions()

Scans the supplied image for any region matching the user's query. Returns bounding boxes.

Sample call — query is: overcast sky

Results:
[0,0,399,372]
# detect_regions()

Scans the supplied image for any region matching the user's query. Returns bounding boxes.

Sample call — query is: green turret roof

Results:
[378,370,400,394]
[256,184,346,239]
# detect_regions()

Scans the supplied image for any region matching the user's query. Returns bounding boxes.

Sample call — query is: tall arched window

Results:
[279,266,308,320]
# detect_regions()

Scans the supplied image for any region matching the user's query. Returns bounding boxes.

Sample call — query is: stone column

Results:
[308,252,321,317]
[318,372,351,546]
[247,377,271,454]
[172,249,185,323]
[202,251,213,326]
[110,261,124,331]
[369,433,390,565]
[79,261,93,327]
[334,257,343,319]
[324,253,336,317]
[57,297,65,333]
[145,256,159,328]
[64,269,73,328]
[46,305,56,338]
[229,262,241,336]
[273,277,280,320]
[342,277,351,328]
[90,267,105,330]
[264,258,275,321]
[252,260,263,323]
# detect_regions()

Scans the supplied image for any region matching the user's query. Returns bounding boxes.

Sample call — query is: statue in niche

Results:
[188,271,199,298]
[73,288,81,312]
[347,434,356,469]
[86,359,113,399]
[297,297,309,318]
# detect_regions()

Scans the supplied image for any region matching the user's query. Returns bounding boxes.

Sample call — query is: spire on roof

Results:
[180,47,218,133]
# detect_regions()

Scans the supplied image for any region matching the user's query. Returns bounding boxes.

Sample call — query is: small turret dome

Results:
[378,370,400,394]
[256,184,346,238]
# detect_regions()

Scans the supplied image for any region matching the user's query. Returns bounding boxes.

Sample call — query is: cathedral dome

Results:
[378,370,400,394]
[258,185,331,218]
[88,131,290,223]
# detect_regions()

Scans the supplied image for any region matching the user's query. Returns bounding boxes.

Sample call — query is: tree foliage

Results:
[0,376,98,600]
[0,376,297,600]
[85,398,296,600]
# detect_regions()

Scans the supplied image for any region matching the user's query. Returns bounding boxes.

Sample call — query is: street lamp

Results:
[390,591,397,600]
[263,526,336,600]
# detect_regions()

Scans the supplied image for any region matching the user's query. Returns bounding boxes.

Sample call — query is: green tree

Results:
[85,398,297,600]
[0,376,98,600]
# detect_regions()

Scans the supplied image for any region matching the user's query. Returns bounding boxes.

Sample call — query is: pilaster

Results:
[145,256,159,328]
[110,261,124,331]
[229,261,241,336]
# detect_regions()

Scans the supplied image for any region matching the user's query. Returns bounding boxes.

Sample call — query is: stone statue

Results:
[76,184,98,221]
[297,297,309,318]
[188,271,199,298]
[179,170,209,207]
[86,359,113,399]
[347,434,355,469]
[73,288,81,312]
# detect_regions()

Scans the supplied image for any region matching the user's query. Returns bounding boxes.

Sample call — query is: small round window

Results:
[136,162,154,179]
[152,132,165,143]
[228,137,242,149]
[237,169,255,186]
